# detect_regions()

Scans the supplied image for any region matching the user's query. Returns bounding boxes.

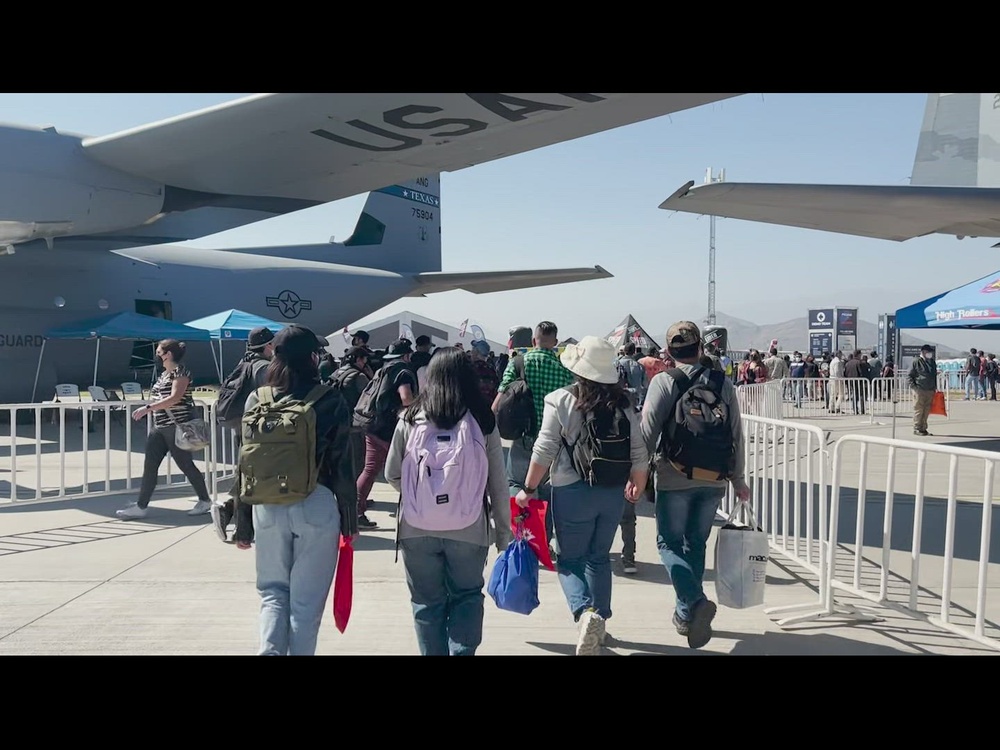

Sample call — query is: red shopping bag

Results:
[930,391,947,417]
[332,534,353,633]
[509,497,555,571]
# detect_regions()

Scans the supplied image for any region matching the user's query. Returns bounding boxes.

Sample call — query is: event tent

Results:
[896,269,1000,330]
[32,312,215,402]
[184,309,288,380]
[605,315,661,353]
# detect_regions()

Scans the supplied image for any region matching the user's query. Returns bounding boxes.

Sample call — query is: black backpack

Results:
[495,355,536,440]
[216,358,257,424]
[353,361,406,430]
[661,367,735,481]
[330,366,365,412]
[562,386,633,487]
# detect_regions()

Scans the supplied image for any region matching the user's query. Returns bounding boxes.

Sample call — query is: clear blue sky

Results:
[1,92,995,352]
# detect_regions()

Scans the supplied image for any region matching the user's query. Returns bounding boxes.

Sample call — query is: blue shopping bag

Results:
[487,522,540,615]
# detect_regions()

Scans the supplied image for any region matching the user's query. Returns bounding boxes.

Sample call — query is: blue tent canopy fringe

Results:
[45,311,213,341]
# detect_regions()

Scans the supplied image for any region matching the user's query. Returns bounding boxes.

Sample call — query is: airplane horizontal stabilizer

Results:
[408,265,613,296]
[659,181,1000,241]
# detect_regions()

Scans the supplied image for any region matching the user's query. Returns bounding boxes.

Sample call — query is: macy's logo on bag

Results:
[747,555,768,562]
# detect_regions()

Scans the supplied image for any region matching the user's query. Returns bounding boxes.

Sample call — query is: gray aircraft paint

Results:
[660,93,1000,242]
[911,93,1000,188]
[0,94,725,402]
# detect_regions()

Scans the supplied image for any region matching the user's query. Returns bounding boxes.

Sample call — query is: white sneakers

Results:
[188,500,212,516]
[115,500,212,519]
[116,504,147,519]
[576,610,606,656]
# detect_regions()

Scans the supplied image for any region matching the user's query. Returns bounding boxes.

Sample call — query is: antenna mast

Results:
[705,167,725,326]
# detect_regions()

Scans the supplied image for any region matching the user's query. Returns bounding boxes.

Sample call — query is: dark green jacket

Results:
[908,356,936,391]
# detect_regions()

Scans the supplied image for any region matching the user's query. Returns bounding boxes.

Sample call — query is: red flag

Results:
[332,534,353,632]
[509,497,555,571]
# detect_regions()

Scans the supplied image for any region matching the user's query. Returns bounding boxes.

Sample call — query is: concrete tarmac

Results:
[0,398,998,655]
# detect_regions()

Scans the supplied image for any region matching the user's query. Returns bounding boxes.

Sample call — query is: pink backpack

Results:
[400,412,489,531]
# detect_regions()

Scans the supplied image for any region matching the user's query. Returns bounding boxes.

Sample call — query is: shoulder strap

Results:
[303,384,331,408]
[258,386,274,405]
[514,354,525,381]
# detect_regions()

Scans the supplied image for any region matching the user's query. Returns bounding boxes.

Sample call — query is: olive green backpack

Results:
[239,384,330,505]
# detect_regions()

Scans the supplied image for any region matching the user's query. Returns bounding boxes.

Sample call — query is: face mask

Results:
[922,353,933,359]
[794,356,802,362]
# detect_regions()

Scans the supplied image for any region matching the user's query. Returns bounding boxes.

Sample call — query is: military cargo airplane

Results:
[660,93,1000,242]
[0,92,741,401]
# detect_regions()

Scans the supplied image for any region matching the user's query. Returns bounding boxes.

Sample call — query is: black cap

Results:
[921,344,934,353]
[351,330,370,343]
[415,334,432,347]
[247,326,275,350]
[382,338,414,359]
[272,325,329,359]
[344,345,370,363]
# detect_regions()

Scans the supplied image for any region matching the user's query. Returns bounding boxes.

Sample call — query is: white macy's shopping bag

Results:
[714,500,769,609]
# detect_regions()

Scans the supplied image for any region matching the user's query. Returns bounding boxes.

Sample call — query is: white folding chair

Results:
[120,382,145,400]
[88,386,126,427]
[54,383,81,401]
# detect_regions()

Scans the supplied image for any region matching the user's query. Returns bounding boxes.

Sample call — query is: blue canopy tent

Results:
[896,270,1000,331]
[32,311,215,402]
[183,309,288,380]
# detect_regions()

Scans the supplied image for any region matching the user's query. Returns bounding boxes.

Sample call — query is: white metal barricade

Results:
[735,381,783,420]
[0,398,238,505]
[820,435,999,651]
[723,415,832,624]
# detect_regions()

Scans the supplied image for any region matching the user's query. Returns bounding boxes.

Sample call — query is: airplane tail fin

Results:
[911,93,1000,187]
[337,173,442,273]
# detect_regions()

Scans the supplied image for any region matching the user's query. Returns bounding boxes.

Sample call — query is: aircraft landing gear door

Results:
[133,300,172,387]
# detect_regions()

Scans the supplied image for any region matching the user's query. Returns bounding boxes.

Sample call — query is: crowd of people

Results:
[110,318,972,656]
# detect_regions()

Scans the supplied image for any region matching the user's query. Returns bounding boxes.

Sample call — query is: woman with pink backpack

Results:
[384,347,512,656]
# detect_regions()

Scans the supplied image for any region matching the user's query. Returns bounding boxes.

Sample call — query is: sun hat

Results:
[560,335,619,385]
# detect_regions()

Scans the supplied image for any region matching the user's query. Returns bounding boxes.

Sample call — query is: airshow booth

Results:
[31,312,214,403]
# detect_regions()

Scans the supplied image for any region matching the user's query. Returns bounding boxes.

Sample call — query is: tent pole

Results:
[210,339,222,383]
[93,338,101,386]
[31,340,47,403]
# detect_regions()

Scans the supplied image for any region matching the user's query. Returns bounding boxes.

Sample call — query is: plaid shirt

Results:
[498,347,575,437]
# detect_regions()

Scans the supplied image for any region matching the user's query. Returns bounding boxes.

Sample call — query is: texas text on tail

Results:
[0,93,743,403]
[659,93,1000,242]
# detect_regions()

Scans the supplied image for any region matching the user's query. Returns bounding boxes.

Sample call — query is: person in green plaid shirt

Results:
[493,321,574,556]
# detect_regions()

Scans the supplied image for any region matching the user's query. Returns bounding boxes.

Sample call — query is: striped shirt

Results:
[151,365,197,428]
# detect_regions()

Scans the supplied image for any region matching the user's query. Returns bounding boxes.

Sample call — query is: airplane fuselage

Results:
[3,239,417,403]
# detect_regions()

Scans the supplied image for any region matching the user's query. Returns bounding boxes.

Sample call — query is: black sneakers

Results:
[686,598,717,649]
[358,513,378,530]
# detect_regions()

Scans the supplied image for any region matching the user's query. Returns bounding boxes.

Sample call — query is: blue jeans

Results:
[400,536,489,655]
[655,486,723,621]
[253,484,340,655]
[507,435,554,544]
[550,480,625,620]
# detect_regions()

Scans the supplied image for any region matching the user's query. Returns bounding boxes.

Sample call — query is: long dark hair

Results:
[405,347,495,434]
[573,376,631,415]
[265,349,318,392]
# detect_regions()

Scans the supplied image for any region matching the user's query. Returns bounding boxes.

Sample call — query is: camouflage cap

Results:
[666,321,701,350]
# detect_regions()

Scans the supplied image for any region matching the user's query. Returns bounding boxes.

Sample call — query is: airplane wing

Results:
[82,93,741,203]
[659,181,1000,241]
[408,265,614,296]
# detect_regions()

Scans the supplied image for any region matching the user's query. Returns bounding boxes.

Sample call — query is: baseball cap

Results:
[271,325,329,359]
[415,334,431,347]
[344,345,369,362]
[471,340,490,356]
[382,338,414,359]
[247,326,275,350]
[666,321,701,350]
[351,330,370,343]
